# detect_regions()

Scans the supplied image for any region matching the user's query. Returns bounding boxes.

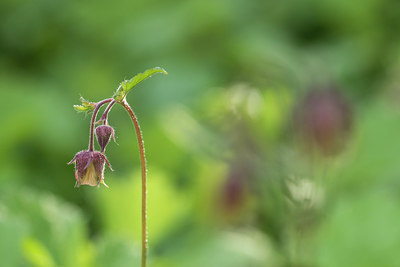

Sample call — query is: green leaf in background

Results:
[315,191,400,267]
[158,230,281,267]
[23,237,56,267]
[0,213,28,267]
[0,187,93,267]
[95,237,140,267]
[94,168,189,245]
[113,67,168,101]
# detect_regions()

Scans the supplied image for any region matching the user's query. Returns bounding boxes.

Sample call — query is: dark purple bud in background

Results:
[218,161,252,224]
[95,125,115,152]
[294,87,352,155]
[68,150,113,187]
[221,175,245,213]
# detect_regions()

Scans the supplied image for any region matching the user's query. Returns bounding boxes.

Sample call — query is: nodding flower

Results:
[95,125,116,152]
[68,150,113,188]
[294,87,352,155]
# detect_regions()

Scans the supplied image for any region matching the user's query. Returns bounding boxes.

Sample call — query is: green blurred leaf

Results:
[315,191,400,267]
[95,237,140,267]
[113,67,167,101]
[161,230,280,267]
[23,237,56,267]
[94,168,189,245]
[0,211,28,267]
[0,188,93,267]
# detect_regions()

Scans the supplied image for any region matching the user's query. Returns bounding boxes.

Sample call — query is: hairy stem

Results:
[119,98,148,267]
[100,99,117,124]
[88,98,113,152]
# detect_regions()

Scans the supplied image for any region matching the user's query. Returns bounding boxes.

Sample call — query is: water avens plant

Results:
[68,67,167,267]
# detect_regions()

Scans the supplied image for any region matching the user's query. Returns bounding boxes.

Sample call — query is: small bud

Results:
[294,87,352,155]
[95,125,116,152]
[68,150,113,188]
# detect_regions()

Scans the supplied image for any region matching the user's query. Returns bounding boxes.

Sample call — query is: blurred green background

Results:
[1,0,400,266]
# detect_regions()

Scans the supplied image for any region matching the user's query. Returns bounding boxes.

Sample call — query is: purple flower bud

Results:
[221,176,245,213]
[95,125,116,152]
[294,87,352,155]
[68,150,113,188]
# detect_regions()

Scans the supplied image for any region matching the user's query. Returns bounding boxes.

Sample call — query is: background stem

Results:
[119,98,148,267]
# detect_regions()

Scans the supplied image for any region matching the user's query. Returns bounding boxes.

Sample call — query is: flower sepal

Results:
[68,150,113,188]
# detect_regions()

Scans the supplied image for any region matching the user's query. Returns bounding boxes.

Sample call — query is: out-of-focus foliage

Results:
[1,0,400,266]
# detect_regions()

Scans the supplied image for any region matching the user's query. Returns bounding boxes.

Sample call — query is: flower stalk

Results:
[119,98,148,266]
[69,67,167,267]
[100,99,117,123]
[89,98,113,152]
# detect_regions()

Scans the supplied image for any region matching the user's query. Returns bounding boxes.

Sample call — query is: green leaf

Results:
[73,97,95,113]
[113,67,167,101]
[23,237,56,267]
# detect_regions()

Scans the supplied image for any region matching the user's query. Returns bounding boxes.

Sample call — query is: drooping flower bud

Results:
[294,87,352,155]
[68,150,113,188]
[95,125,115,152]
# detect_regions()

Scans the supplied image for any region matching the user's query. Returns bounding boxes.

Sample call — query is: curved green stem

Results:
[119,98,148,267]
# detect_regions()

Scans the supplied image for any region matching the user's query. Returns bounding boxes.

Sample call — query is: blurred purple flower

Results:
[294,87,352,155]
